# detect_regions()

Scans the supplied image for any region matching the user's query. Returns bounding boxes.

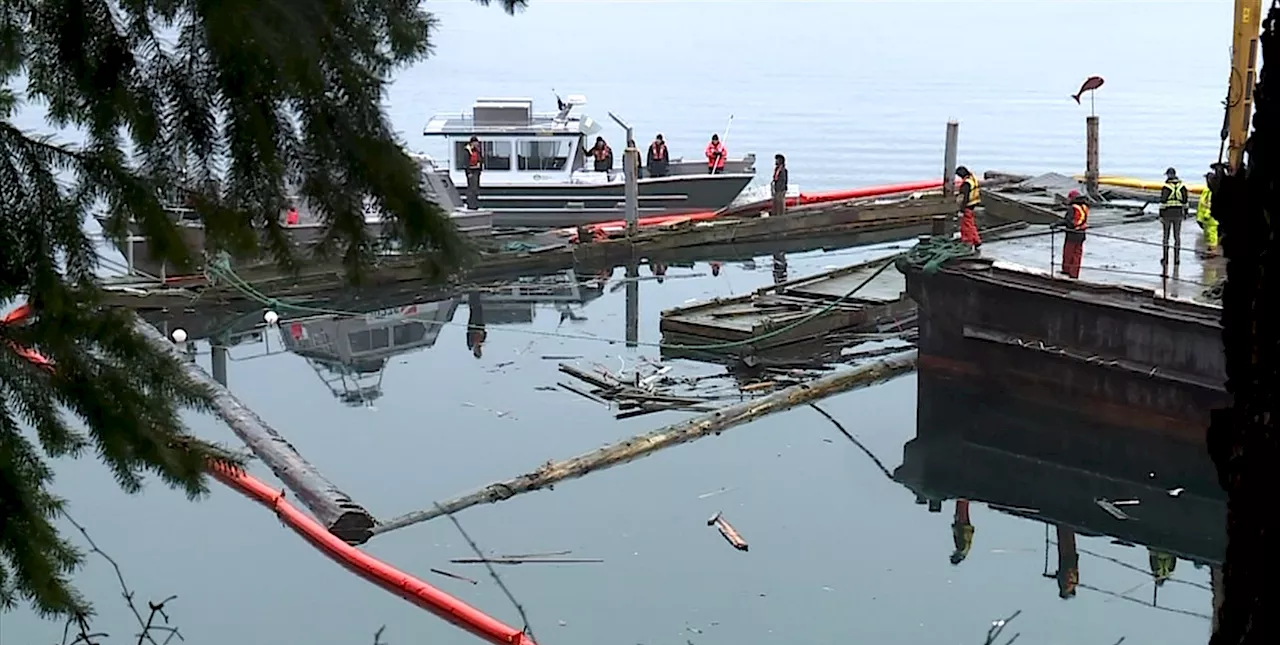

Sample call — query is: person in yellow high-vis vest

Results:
[1197,171,1220,258]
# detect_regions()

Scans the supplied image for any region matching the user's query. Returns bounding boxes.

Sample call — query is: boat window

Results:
[393,322,428,346]
[454,140,513,171]
[517,139,569,171]
[348,327,391,353]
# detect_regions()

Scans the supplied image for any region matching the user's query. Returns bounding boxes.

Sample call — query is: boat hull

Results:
[469,172,755,228]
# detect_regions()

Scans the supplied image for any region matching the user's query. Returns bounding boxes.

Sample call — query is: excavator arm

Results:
[1223,0,1264,171]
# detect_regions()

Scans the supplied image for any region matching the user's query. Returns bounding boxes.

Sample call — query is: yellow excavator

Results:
[1223,0,1263,173]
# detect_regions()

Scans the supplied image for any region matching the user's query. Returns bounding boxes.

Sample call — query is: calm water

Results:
[6,1,1228,643]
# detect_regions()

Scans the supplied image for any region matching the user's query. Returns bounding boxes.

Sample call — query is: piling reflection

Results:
[897,371,1223,617]
[625,261,639,347]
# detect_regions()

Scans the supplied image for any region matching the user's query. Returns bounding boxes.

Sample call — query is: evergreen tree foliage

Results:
[1,0,524,620]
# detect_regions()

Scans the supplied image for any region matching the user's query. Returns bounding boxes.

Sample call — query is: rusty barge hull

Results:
[900,256,1227,443]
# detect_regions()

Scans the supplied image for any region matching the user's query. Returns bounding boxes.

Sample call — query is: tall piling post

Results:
[625,260,639,347]
[624,128,639,238]
[211,343,229,386]
[942,120,959,199]
[1085,116,1100,197]
[609,112,640,238]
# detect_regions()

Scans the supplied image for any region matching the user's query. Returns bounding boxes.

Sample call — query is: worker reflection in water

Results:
[710,261,723,277]
[1054,525,1079,599]
[1197,171,1220,258]
[586,136,613,172]
[1160,167,1190,267]
[285,200,301,226]
[646,134,670,178]
[955,166,982,250]
[772,252,788,284]
[466,291,486,359]
[771,154,789,217]
[706,134,727,174]
[649,261,668,284]
[1149,549,1178,586]
[464,136,483,210]
[950,499,975,565]
[1052,190,1090,278]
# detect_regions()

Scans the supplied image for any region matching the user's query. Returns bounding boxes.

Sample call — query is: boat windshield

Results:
[518,139,570,171]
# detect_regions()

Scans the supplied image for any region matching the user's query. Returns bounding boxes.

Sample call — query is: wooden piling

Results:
[943,120,959,198]
[624,131,639,238]
[1085,116,1100,196]
[133,319,377,543]
[368,351,918,538]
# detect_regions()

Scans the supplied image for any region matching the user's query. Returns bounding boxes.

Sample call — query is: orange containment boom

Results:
[0,305,534,645]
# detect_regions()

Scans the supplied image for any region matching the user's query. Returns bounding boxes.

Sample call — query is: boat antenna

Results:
[552,88,566,112]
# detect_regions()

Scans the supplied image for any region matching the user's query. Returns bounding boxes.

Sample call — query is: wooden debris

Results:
[1095,498,1131,520]
[707,511,749,552]
[556,361,716,417]
[430,568,480,585]
[449,557,603,565]
[367,351,918,538]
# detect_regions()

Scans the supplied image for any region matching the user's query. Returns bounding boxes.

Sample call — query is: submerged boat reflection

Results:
[274,270,605,404]
[896,372,1223,622]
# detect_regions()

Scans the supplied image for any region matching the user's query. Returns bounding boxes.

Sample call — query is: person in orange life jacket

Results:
[771,154,789,217]
[1051,190,1089,279]
[464,135,484,210]
[1054,524,1079,599]
[586,136,613,172]
[706,134,727,174]
[646,134,670,178]
[955,166,982,249]
[950,499,974,565]
[465,291,486,359]
[285,199,301,226]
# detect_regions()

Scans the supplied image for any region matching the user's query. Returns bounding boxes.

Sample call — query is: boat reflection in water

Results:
[277,270,604,404]
[895,371,1224,626]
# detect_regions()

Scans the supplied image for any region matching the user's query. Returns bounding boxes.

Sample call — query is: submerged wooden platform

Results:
[98,192,960,311]
[659,254,914,359]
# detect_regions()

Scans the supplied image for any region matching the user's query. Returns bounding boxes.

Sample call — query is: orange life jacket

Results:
[705,142,726,169]
[467,144,482,169]
[650,142,667,160]
[1070,204,1089,230]
[592,144,612,161]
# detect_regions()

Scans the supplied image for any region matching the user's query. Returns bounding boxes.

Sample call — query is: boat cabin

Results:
[422,96,604,185]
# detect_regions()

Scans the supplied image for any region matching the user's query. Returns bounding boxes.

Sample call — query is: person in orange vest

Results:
[955,166,982,249]
[586,136,613,172]
[646,134,670,178]
[771,154,788,217]
[1053,189,1089,278]
[1054,524,1079,599]
[705,134,727,174]
[464,135,484,210]
[950,499,974,565]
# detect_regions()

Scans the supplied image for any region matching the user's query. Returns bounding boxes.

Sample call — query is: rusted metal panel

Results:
[903,257,1228,443]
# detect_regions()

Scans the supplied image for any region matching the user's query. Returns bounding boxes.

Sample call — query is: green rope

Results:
[202,254,906,352]
[895,235,977,274]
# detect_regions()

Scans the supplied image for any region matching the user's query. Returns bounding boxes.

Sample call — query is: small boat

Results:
[981,172,1152,227]
[421,95,756,228]
[98,163,495,278]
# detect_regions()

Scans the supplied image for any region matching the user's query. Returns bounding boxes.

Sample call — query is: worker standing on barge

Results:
[1054,190,1089,279]
[586,136,613,172]
[1197,171,1220,258]
[955,166,982,249]
[771,154,789,217]
[646,134,669,178]
[1159,167,1190,267]
[464,136,483,210]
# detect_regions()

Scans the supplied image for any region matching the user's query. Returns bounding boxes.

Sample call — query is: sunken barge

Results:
[897,246,1227,445]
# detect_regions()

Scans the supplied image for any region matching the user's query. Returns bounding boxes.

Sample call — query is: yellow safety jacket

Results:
[1197,187,1214,222]
[1164,180,1188,208]
[963,176,981,208]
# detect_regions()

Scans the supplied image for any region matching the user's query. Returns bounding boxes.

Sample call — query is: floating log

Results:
[707,511,749,552]
[133,319,376,543]
[368,351,918,539]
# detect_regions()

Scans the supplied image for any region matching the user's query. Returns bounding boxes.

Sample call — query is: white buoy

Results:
[171,328,188,343]
[264,310,279,325]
